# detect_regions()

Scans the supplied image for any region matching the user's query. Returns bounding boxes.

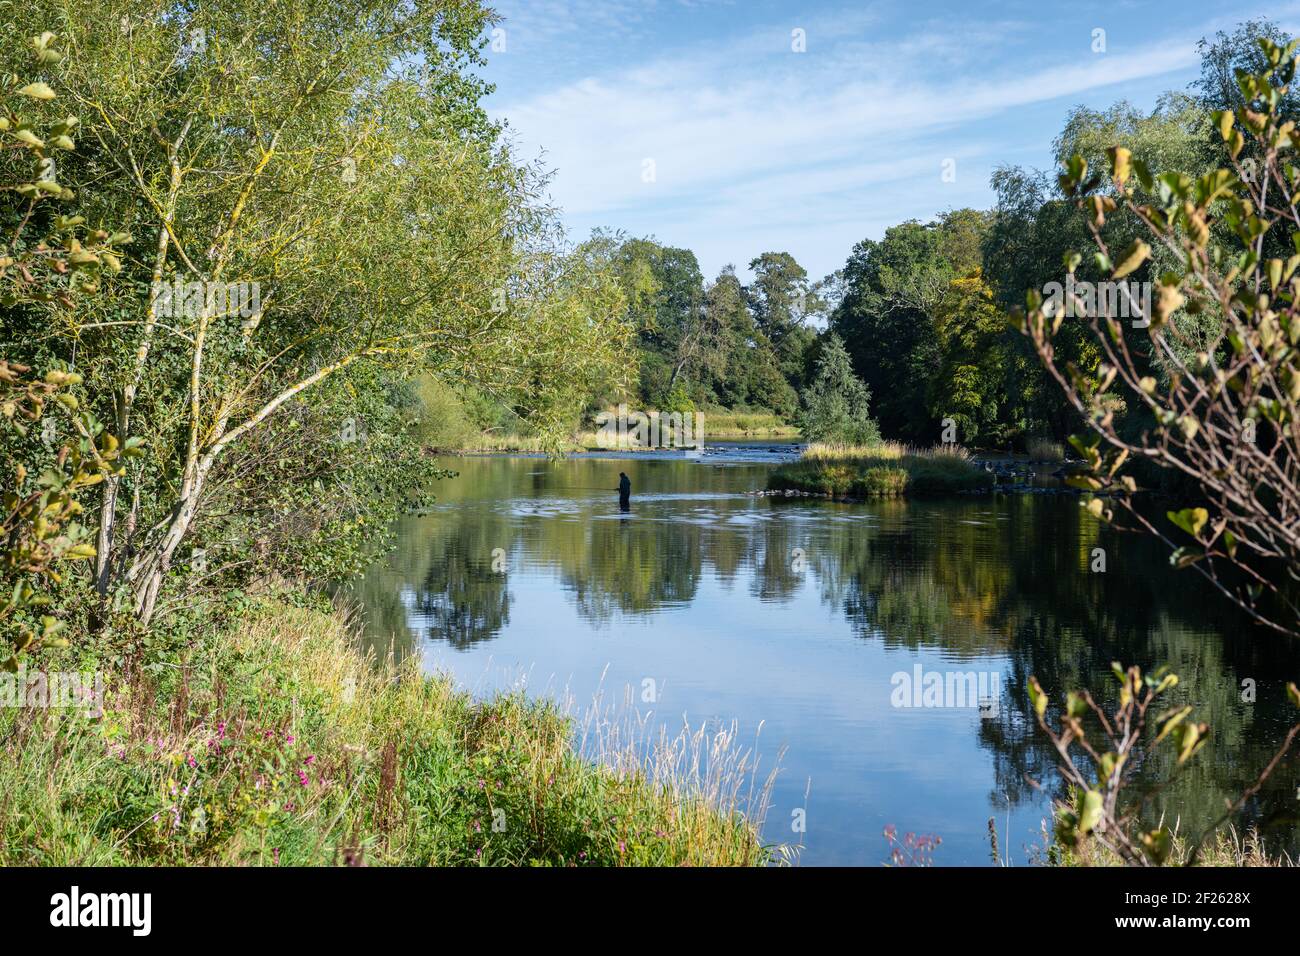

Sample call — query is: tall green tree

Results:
[700,266,793,415]
[747,251,819,392]
[0,1,630,623]
[831,222,945,441]
[928,270,1019,446]
[798,331,879,446]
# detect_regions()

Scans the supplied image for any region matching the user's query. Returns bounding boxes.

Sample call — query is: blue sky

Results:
[477,0,1299,282]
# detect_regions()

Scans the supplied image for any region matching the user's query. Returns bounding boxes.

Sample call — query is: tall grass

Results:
[1025,437,1065,462]
[430,407,798,453]
[573,679,791,865]
[769,441,993,497]
[696,409,798,438]
[1039,820,1295,867]
[0,601,779,866]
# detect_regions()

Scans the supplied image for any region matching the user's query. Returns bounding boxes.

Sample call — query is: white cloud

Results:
[487,12,1218,276]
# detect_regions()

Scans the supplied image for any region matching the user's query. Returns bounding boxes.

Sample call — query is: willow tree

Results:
[0,1,629,623]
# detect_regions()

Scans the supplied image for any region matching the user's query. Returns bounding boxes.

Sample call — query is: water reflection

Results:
[355,450,1300,864]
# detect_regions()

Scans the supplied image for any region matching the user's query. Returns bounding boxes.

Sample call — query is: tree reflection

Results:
[355,454,1300,856]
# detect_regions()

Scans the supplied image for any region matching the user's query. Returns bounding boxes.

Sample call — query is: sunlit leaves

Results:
[1167,507,1208,537]
[1111,240,1150,279]
[1027,676,1048,719]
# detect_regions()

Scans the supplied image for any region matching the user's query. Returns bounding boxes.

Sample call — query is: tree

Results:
[747,251,819,392]
[594,233,706,406]
[1018,37,1300,637]
[935,208,991,275]
[700,266,794,415]
[1195,19,1298,117]
[831,222,947,441]
[982,95,1220,446]
[929,270,1019,446]
[798,332,880,446]
[1,2,631,624]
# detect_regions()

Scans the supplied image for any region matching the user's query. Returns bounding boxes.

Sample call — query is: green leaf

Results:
[1167,507,1208,537]
[1079,789,1103,835]
[1173,721,1207,764]
[1140,827,1173,864]
[1097,752,1119,784]
[1154,705,1192,744]
[1027,677,1048,719]
[1223,530,1238,558]
[1113,240,1151,280]
[1108,146,1132,185]
[1066,691,1088,719]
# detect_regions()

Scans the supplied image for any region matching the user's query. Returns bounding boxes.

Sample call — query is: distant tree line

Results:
[594,19,1288,453]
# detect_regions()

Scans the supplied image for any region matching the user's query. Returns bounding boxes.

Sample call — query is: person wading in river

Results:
[618,472,631,511]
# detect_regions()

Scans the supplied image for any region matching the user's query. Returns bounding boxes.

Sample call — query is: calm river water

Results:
[356,443,1300,865]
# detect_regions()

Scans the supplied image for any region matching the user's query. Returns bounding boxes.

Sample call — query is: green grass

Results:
[0,600,781,866]
[768,442,994,498]
[450,432,589,453]
[1037,823,1295,868]
[432,408,798,453]
[695,409,798,439]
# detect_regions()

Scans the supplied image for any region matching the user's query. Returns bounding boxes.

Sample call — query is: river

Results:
[355,442,1300,865]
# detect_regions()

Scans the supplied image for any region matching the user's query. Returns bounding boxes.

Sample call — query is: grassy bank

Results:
[433,408,798,453]
[768,442,994,498]
[1036,825,1295,867]
[0,600,777,866]
[696,409,798,439]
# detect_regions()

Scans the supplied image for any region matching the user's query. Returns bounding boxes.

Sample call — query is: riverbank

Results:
[440,409,798,453]
[0,598,773,866]
[767,442,994,498]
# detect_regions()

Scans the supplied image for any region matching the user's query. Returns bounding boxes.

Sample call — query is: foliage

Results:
[831,212,990,442]
[0,2,631,624]
[1,34,135,666]
[768,442,992,498]
[0,361,131,667]
[590,232,810,419]
[928,270,1021,445]
[0,31,130,307]
[1027,663,1300,866]
[797,332,880,446]
[0,598,778,866]
[1017,37,1300,636]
